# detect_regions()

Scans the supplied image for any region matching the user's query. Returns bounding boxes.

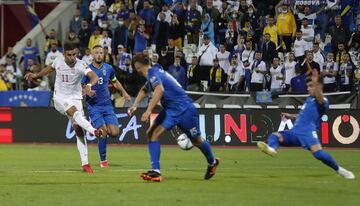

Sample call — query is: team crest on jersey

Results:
[102,69,106,76]
[150,76,156,83]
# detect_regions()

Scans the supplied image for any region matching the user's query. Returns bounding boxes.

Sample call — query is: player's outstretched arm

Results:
[140,85,164,122]
[112,79,131,101]
[83,71,99,97]
[281,112,297,120]
[24,65,55,80]
[311,70,325,105]
[128,86,148,116]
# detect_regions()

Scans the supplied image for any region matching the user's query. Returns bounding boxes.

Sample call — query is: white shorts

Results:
[53,95,84,124]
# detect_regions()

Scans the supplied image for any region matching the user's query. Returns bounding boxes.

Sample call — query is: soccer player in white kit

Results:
[25,43,105,173]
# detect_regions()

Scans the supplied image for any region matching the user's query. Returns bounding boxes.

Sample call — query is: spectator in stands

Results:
[263,16,278,47]
[225,22,238,53]
[116,3,129,20]
[301,51,321,74]
[276,3,296,53]
[139,0,156,34]
[289,66,307,93]
[133,23,149,53]
[321,52,338,92]
[88,27,103,51]
[185,2,202,45]
[168,56,186,89]
[350,24,360,51]
[250,51,267,92]
[203,0,220,22]
[157,4,173,24]
[168,14,185,49]
[45,42,62,67]
[151,53,161,68]
[3,56,22,90]
[153,12,169,55]
[216,43,231,73]
[0,66,11,91]
[283,52,297,92]
[99,30,112,54]
[262,33,277,67]
[116,44,131,69]
[89,0,106,22]
[296,6,323,28]
[301,18,314,51]
[334,42,348,66]
[330,16,351,54]
[201,14,215,45]
[217,1,231,45]
[339,53,355,91]
[44,29,62,53]
[312,42,325,70]
[24,59,35,73]
[175,50,188,70]
[209,58,227,92]
[70,8,82,35]
[23,65,47,91]
[269,56,283,92]
[197,35,218,82]
[227,55,244,93]
[78,19,92,55]
[240,41,255,91]
[103,46,114,64]
[95,5,108,28]
[19,38,40,71]
[65,31,80,48]
[81,48,93,65]
[294,30,307,63]
[113,18,128,53]
[6,46,17,64]
[187,56,201,91]
[109,0,121,13]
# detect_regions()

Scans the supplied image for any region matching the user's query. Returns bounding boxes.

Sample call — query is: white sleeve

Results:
[78,61,92,75]
[45,54,51,66]
[51,58,57,69]
[260,62,267,71]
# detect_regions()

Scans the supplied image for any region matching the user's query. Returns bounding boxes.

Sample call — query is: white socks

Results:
[73,111,96,134]
[76,136,89,166]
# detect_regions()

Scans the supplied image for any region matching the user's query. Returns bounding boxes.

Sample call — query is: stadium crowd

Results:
[1,0,360,96]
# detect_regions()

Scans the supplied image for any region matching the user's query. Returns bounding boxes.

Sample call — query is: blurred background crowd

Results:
[1,0,360,97]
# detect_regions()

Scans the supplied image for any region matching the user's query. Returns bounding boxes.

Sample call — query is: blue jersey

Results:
[82,63,116,107]
[292,96,329,133]
[146,67,193,116]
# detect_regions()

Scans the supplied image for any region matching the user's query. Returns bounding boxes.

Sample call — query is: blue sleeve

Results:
[148,69,162,88]
[81,75,89,84]
[317,98,329,116]
[109,65,116,81]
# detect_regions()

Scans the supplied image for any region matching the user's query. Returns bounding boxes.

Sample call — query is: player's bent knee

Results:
[73,124,84,137]
[66,106,78,117]
[272,132,284,142]
[191,137,204,147]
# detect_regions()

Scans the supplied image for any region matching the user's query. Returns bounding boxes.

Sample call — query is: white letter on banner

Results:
[278,118,293,131]
[199,114,220,142]
[119,115,142,141]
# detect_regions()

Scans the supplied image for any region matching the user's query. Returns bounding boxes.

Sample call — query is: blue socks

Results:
[98,137,107,161]
[267,134,280,150]
[313,150,339,171]
[198,141,215,165]
[148,141,161,171]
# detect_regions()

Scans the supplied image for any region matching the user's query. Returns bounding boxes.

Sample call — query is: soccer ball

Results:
[177,133,194,150]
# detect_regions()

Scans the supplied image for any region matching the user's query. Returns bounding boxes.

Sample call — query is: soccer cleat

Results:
[140,170,162,182]
[204,157,220,180]
[94,128,104,139]
[337,166,355,179]
[257,141,277,157]
[81,164,94,173]
[100,160,109,168]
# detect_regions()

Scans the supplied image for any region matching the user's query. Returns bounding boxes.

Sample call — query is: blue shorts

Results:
[280,129,321,150]
[155,105,201,140]
[88,105,118,129]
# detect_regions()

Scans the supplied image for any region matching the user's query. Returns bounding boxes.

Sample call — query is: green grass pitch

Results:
[0,144,359,206]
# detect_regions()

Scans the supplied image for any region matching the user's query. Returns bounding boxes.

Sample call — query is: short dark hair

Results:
[132,53,150,65]
[63,42,76,51]
[92,45,102,50]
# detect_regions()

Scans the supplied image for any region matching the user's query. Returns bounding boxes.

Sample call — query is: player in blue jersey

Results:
[257,69,355,179]
[82,45,131,168]
[128,53,220,182]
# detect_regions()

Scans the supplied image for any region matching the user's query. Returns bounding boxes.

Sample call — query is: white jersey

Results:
[284,61,297,85]
[250,60,266,83]
[45,50,63,66]
[321,61,338,84]
[51,57,91,99]
[216,51,231,73]
[227,64,244,86]
[294,39,307,57]
[270,65,283,89]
